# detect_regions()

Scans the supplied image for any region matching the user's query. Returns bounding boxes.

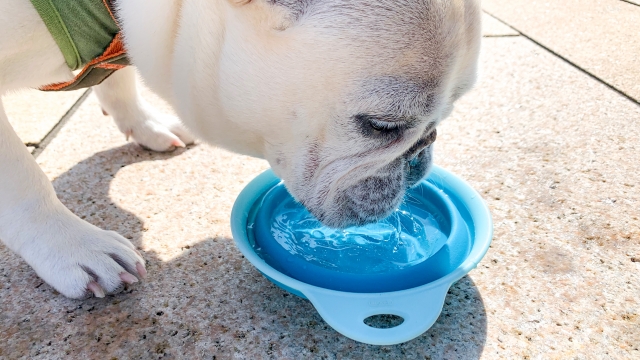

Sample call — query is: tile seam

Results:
[619,0,640,8]
[482,9,640,107]
[483,34,521,38]
[482,10,522,36]
[32,89,92,159]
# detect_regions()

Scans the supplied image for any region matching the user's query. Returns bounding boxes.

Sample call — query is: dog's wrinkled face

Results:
[191,0,481,227]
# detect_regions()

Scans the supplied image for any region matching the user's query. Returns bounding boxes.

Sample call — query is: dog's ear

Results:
[265,0,315,30]
[229,0,311,16]
[227,0,310,30]
[267,0,311,22]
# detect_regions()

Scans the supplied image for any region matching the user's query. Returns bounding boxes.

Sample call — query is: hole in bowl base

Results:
[363,314,405,329]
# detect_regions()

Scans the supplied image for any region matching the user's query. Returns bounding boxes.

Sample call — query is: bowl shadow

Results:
[34,143,488,358]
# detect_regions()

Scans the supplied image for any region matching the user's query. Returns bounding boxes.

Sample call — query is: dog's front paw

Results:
[120,108,195,152]
[19,209,147,299]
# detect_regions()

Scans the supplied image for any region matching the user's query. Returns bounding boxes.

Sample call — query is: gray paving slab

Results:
[1,37,639,358]
[436,37,640,358]
[482,13,519,37]
[483,0,640,102]
[3,89,85,146]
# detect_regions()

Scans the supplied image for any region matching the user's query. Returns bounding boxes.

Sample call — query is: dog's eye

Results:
[369,119,397,132]
[354,114,405,137]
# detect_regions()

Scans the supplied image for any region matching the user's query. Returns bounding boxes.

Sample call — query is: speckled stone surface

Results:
[435,37,640,359]
[2,89,85,145]
[0,90,487,359]
[481,13,519,37]
[1,29,639,360]
[483,0,640,101]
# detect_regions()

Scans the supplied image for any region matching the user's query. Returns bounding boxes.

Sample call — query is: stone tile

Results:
[435,37,640,358]
[1,37,639,359]
[3,89,85,145]
[483,0,640,101]
[482,12,519,37]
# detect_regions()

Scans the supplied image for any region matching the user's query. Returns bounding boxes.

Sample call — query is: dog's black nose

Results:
[404,129,436,187]
[405,129,437,162]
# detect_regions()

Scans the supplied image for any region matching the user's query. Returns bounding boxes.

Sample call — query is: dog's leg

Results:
[0,100,146,299]
[94,66,194,152]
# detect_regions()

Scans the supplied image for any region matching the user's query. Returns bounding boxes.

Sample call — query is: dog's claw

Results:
[171,139,186,148]
[120,272,138,284]
[136,263,147,279]
[102,108,109,116]
[88,281,105,298]
[115,110,193,152]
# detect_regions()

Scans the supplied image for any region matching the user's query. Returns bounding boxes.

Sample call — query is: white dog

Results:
[0,0,481,299]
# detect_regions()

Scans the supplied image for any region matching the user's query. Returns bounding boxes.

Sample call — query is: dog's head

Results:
[182,0,481,228]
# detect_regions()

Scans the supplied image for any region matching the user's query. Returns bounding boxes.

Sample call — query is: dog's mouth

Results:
[302,146,434,229]
[315,171,406,228]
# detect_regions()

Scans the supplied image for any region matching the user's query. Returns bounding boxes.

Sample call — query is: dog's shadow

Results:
[49,143,487,357]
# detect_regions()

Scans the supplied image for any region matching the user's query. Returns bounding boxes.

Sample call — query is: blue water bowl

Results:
[231,166,492,345]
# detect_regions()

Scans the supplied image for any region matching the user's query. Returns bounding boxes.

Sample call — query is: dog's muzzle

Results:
[313,129,438,228]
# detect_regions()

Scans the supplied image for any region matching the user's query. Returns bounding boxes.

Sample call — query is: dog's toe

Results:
[17,211,147,300]
[125,112,194,152]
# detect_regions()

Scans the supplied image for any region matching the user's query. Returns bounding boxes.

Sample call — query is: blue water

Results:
[264,196,449,274]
